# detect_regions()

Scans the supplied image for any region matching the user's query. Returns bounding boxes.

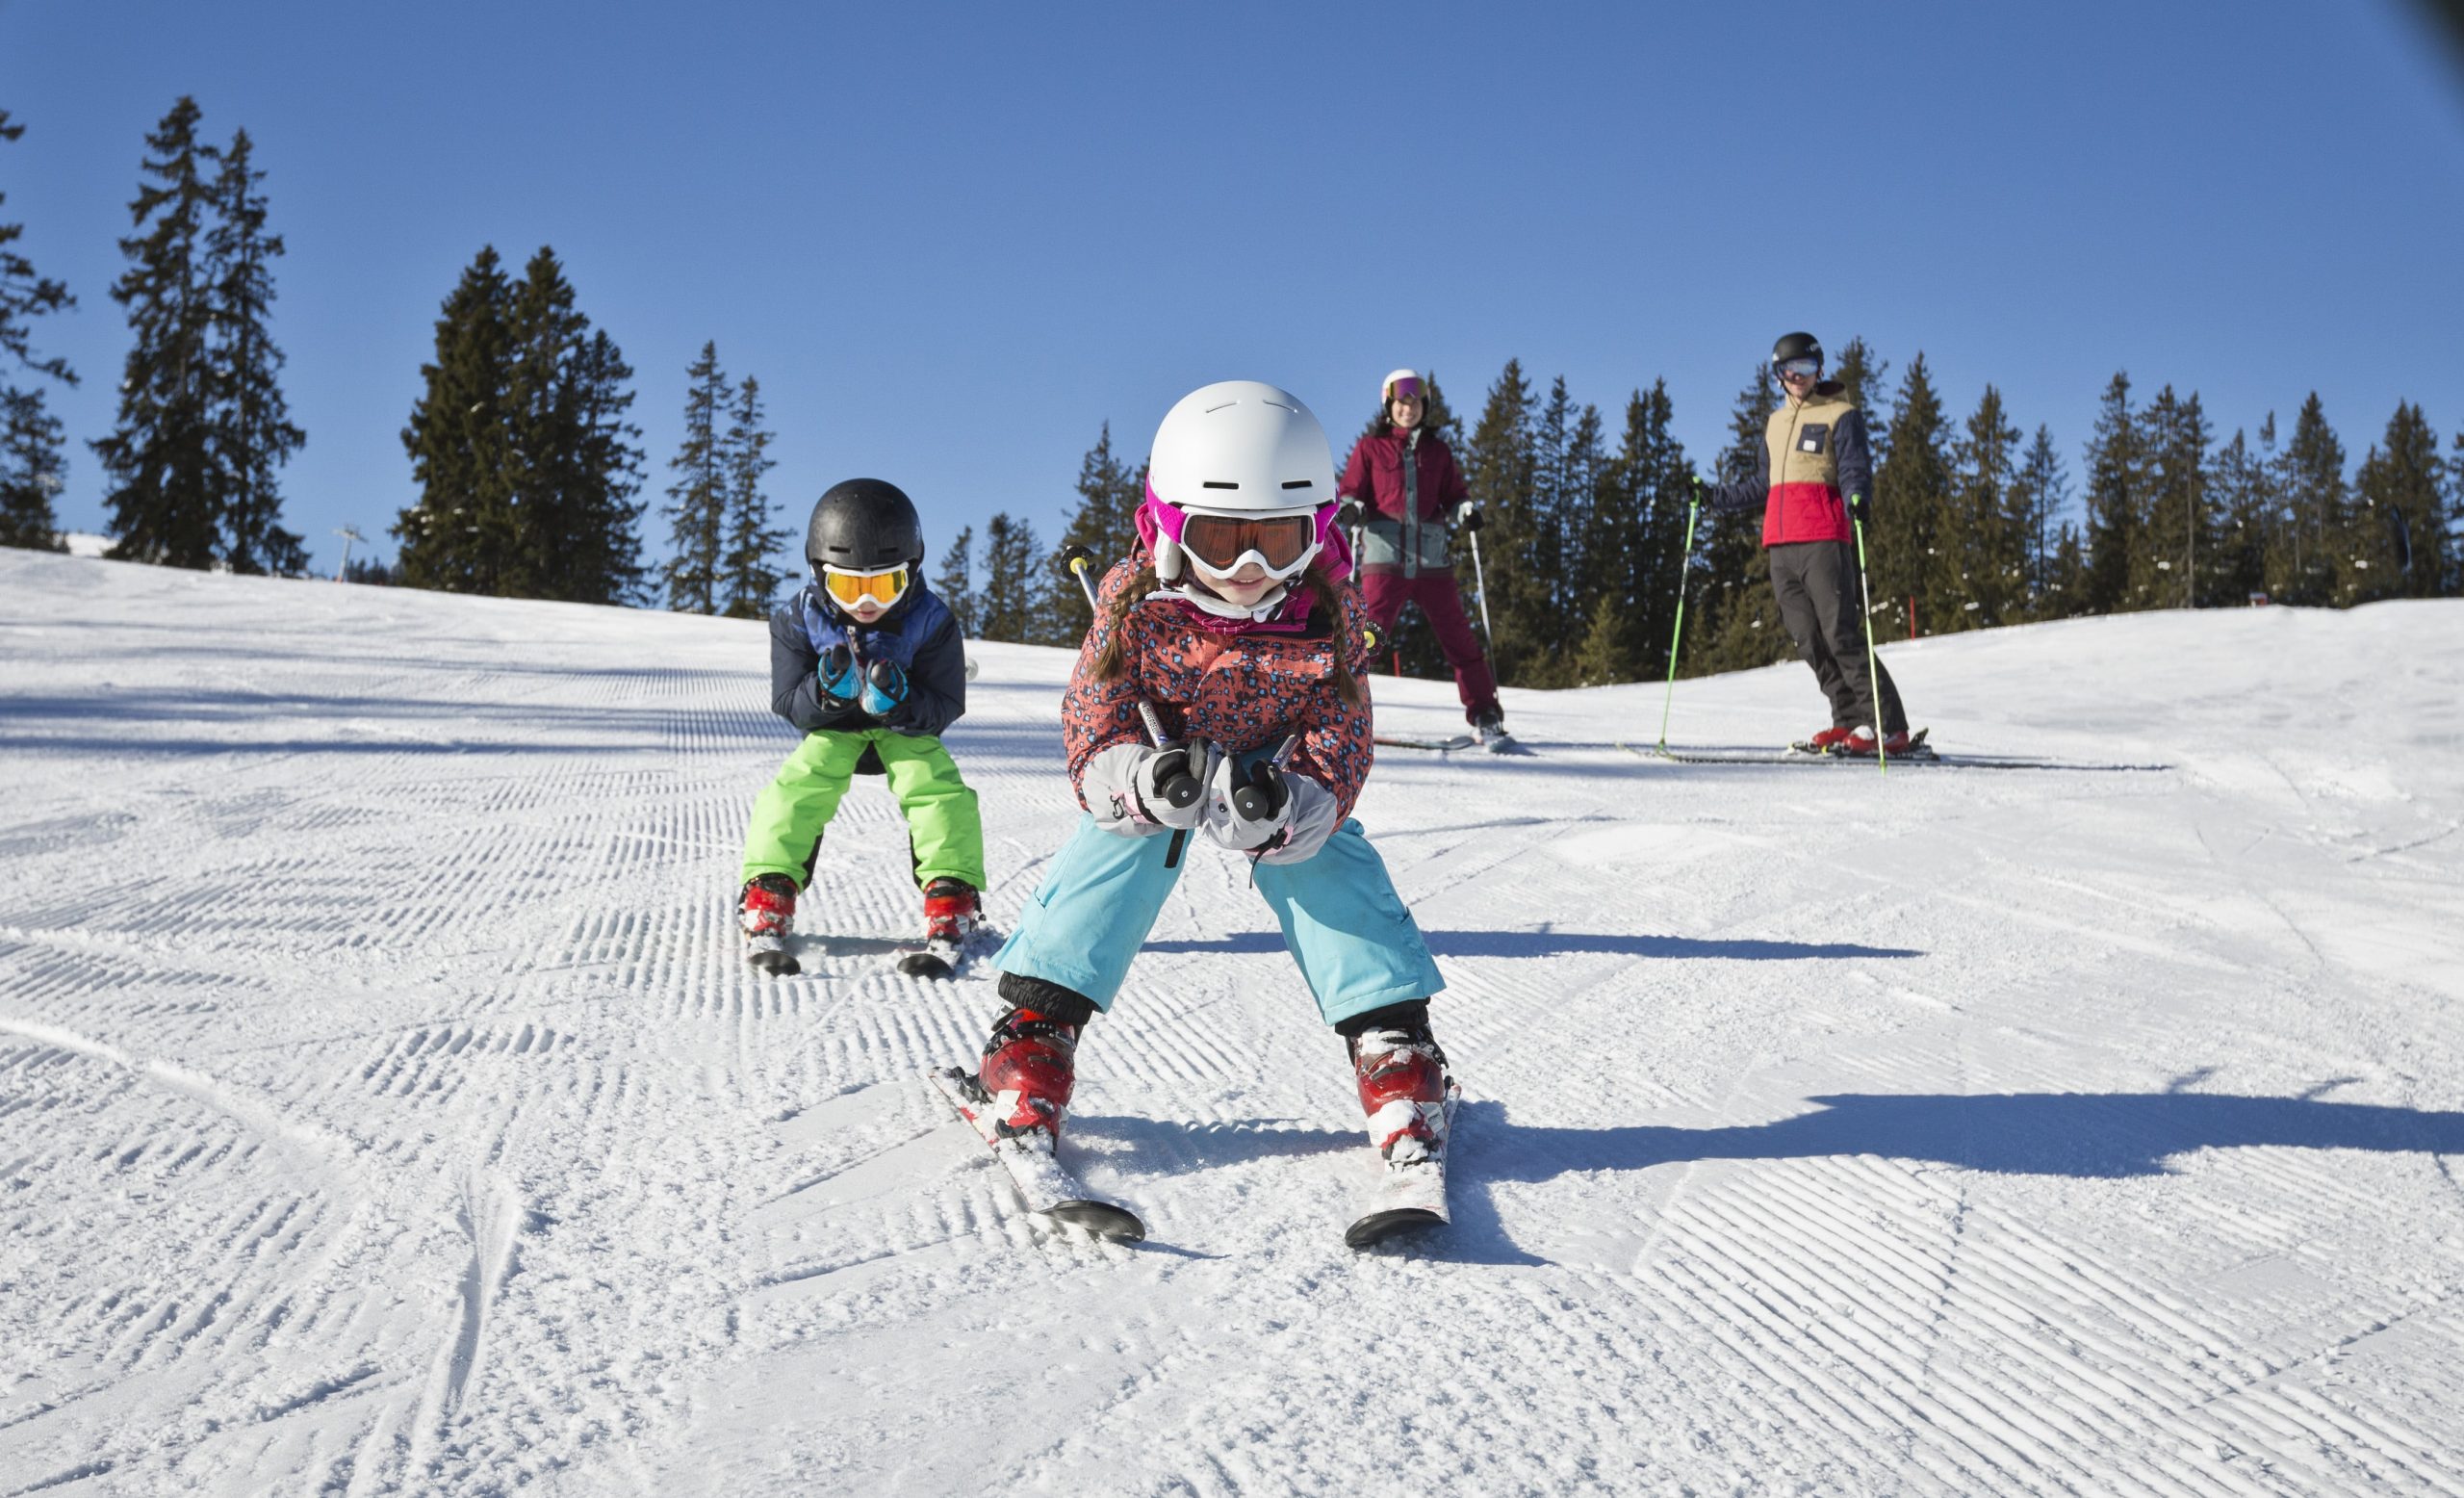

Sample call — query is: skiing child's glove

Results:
[1083,741,1208,836]
[1202,753,1339,863]
[860,659,909,717]
[818,645,861,704]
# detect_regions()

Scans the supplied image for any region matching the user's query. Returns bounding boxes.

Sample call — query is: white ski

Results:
[927,1068,1145,1240]
[1374,733,1476,752]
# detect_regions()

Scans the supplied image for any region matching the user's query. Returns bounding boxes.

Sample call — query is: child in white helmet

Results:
[952,380,1458,1246]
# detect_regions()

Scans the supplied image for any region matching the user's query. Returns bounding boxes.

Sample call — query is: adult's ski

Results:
[1346,1082,1461,1250]
[1622,736,2165,773]
[1374,733,1476,752]
[928,1068,1146,1240]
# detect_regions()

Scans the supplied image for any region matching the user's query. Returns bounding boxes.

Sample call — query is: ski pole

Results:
[1062,546,1202,863]
[1656,495,1702,754]
[1850,503,1887,777]
[1467,528,1495,652]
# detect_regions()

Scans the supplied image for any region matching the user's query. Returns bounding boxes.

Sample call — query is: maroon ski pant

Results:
[1358,566,1500,724]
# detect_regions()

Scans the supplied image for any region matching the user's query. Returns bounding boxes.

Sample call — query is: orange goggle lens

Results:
[822,566,909,607]
[1179,512,1316,573]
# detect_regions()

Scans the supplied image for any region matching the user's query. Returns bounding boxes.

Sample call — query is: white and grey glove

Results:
[1201,754,1341,863]
[1084,741,1208,837]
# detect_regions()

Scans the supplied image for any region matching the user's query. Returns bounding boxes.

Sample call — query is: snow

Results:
[3,548,2461,1496]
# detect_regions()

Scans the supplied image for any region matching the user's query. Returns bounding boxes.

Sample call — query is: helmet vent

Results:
[1201,480,1240,490]
[1280,479,1314,490]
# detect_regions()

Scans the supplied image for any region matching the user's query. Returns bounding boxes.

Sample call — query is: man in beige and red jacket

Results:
[1697,331,1911,754]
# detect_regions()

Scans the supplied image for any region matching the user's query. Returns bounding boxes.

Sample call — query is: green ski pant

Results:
[738,729,986,892]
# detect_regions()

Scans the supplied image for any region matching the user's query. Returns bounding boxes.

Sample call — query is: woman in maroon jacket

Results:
[1336,370,1506,742]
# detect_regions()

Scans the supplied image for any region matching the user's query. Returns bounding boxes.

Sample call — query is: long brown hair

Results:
[1091,557,1363,706]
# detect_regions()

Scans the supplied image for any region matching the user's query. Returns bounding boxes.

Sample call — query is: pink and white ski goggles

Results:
[1136,484,1349,582]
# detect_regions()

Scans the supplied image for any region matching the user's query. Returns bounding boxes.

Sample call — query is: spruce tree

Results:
[2209,428,2275,606]
[718,374,788,619]
[545,323,647,606]
[0,388,66,551]
[2,107,76,552]
[1690,364,1781,676]
[1582,382,1683,684]
[1522,377,1578,683]
[2135,385,2211,608]
[397,247,519,592]
[1871,353,1952,636]
[1458,360,1540,684]
[202,128,305,576]
[2275,394,2346,607]
[2010,425,2070,613]
[975,511,1044,642]
[1053,422,1145,640]
[1626,379,1696,678]
[662,341,729,613]
[2350,401,2441,601]
[1829,336,1890,465]
[1947,383,2022,630]
[935,525,976,636]
[2081,373,2145,613]
[92,97,220,569]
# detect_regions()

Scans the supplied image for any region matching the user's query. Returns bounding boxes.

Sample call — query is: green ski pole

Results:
[1655,493,1703,755]
[1850,500,1886,777]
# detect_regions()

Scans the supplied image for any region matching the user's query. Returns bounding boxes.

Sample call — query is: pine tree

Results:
[1458,360,1540,684]
[2350,401,2441,602]
[1829,337,1890,465]
[1942,384,2024,630]
[2209,427,2276,607]
[975,511,1045,643]
[2134,385,2211,608]
[662,341,729,613]
[1584,381,1688,684]
[397,246,518,593]
[2274,394,2346,607]
[0,388,66,550]
[1871,353,1952,636]
[92,97,220,569]
[2010,425,2070,614]
[1053,422,1145,641]
[935,525,977,636]
[717,374,788,619]
[2081,373,2145,613]
[2,107,77,552]
[202,128,305,576]
[396,246,643,604]
[1690,363,1782,675]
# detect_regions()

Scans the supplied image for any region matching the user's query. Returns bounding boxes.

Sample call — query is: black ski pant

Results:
[1768,539,1907,735]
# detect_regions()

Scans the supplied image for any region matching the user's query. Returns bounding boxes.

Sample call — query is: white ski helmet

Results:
[1141,380,1338,609]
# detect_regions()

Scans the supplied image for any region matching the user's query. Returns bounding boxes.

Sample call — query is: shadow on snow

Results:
[1140,929,1923,961]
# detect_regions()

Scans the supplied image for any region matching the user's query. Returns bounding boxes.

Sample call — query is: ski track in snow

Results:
[3,553,2462,1496]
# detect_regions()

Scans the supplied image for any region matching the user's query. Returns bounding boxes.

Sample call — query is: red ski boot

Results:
[977,1006,1079,1145]
[1350,1022,1452,1165]
[1806,725,1857,754]
[739,874,799,975]
[922,877,983,944]
[1842,725,1912,757]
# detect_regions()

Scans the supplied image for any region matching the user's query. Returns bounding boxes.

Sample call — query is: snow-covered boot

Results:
[740,874,799,975]
[1349,1020,1452,1165]
[922,876,983,944]
[977,1005,1080,1146]
[1474,709,1515,751]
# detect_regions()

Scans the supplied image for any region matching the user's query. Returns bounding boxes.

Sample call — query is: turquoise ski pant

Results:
[992,813,1445,1030]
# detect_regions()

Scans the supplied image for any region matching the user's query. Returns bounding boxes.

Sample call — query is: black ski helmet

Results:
[1770,331,1824,370]
[806,478,924,575]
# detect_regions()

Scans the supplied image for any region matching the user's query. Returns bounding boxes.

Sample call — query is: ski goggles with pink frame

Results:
[1138,485,1341,581]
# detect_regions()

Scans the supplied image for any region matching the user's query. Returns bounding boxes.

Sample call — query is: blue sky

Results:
[6,1,2461,581]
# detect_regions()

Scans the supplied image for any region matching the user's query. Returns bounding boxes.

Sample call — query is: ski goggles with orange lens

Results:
[1179,510,1320,578]
[1384,375,1424,401]
[820,564,910,609]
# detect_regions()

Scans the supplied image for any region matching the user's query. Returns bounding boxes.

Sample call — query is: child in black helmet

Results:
[737,478,984,975]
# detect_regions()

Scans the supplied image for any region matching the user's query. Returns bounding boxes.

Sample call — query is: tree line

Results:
[10,100,2458,683]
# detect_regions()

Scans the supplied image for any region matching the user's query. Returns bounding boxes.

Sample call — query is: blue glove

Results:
[860,659,909,717]
[818,645,860,704]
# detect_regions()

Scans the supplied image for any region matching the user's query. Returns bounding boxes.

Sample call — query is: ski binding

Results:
[928,1067,1146,1241]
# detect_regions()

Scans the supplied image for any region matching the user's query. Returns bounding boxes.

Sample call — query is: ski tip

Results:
[1345,1207,1447,1251]
[1048,1200,1146,1242]
[746,948,801,976]
[896,950,956,980]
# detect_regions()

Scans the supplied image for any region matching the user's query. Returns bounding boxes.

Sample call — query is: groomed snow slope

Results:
[3,549,2461,1498]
